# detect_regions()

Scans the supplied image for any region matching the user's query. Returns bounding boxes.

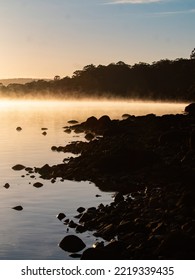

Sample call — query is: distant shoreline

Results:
[0,58,195,102]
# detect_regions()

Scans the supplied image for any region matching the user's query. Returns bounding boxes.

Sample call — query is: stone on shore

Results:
[59,235,86,252]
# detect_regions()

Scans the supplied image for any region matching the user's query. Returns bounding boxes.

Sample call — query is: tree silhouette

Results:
[54,75,60,81]
[190,48,195,59]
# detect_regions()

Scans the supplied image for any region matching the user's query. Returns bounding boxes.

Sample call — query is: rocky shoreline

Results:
[17,103,195,259]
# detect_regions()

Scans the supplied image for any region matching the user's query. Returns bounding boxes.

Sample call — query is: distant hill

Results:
[0,78,37,86]
[0,78,51,86]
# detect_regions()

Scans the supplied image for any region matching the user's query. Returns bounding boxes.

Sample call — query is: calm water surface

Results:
[0,99,187,259]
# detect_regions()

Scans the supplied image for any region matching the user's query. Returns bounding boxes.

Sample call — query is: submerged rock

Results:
[59,235,86,252]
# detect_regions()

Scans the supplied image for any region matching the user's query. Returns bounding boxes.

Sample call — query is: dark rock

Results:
[68,220,78,228]
[56,213,66,221]
[156,231,195,259]
[64,128,71,134]
[117,220,133,233]
[185,103,195,116]
[64,219,70,225]
[16,127,22,131]
[42,131,47,136]
[98,115,111,126]
[114,192,124,204]
[3,183,10,189]
[77,207,85,213]
[67,120,79,124]
[69,253,82,258]
[12,164,25,171]
[12,205,23,211]
[81,248,113,260]
[87,207,96,212]
[85,116,98,128]
[74,213,83,219]
[76,225,87,233]
[104,240,126,254]
[38,164,52,177]
[33,182,43,188]
[81,247,119,260]
[79,212,94,223]
[59,235,86,252]
[25,167,33,172]
[92,241,104,248]
[189,130,195,150]
[41,128,48,130]
[94,224,115,240]
[122,114,131,119]
[74,127,84,134]
[85,133,95,141]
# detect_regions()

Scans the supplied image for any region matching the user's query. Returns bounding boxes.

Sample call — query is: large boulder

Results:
[185,103,195,116]
[59,235,86,253]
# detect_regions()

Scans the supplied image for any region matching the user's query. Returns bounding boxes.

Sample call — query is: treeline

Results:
[1,58,195,101]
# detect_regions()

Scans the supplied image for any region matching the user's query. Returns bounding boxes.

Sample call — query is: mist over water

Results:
[0,98,187,119]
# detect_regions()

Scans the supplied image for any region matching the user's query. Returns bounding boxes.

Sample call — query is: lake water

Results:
[0,99,187,260]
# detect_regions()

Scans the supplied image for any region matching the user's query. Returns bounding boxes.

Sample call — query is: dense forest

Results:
[1,55,195,101]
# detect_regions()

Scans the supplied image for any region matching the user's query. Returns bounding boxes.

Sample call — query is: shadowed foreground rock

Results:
[33,103,195,259]
[59,235,86,253]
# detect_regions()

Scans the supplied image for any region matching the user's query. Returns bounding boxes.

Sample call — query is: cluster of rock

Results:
[12,103,195,259]
[36,104,195,194]
[58,186,195,259]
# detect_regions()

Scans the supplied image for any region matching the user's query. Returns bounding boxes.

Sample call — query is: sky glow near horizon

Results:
[0,0,194,79]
